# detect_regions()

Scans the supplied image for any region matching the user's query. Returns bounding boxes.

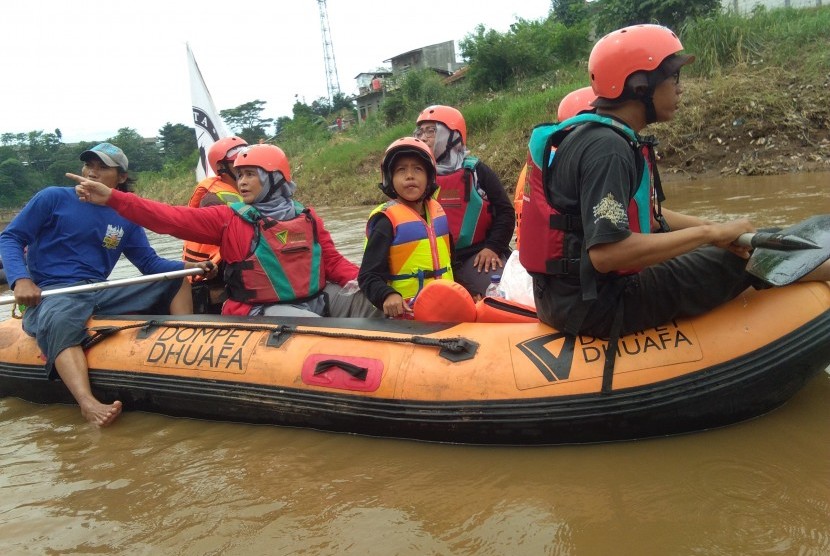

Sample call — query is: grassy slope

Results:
[139,8,830,207]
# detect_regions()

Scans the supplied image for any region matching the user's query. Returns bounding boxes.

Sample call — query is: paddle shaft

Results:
[0,267,204,306]
[736,231,821,250]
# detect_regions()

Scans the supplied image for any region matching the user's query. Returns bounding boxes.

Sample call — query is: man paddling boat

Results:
[522,24,830,342]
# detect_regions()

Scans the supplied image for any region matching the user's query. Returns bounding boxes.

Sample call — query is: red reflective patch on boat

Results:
[301,354,383,392]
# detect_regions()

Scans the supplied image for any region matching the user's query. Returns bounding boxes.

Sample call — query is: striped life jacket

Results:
[366,199,454,301]
[182,176,243,273]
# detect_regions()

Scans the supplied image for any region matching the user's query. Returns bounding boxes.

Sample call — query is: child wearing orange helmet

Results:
[359,137,462,319]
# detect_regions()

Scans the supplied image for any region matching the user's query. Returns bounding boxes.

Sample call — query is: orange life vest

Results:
[182,176,242,277]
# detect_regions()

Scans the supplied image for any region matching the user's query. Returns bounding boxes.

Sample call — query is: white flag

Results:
[187,43,230,181]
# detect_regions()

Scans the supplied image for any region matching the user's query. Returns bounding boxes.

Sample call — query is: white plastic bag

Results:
[500,250,536,308]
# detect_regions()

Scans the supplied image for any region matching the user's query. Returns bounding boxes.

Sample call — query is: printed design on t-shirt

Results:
[592,193,628,227]
[102,224,125,249]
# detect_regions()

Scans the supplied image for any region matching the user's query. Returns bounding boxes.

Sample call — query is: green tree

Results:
[108,128,162,172]
[551,0,590,27]
[380,69,448,125]
[158,122,197,162]
[594,0,721,35]
[460,19,591,91]
[0,158,37,206]
[275,100,328,145]
[25,130,62,171]
[46,144,91,185]
[220,100,274,143]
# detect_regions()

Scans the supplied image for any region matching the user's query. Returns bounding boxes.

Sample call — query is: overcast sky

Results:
[1,0,552,144]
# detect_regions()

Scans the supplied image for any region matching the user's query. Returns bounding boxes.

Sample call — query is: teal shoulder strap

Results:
[528,113,639,169]
[230,202,260,223]
[462,155,479,171]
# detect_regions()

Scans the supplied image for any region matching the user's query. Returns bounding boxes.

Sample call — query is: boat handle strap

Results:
[314,359,368,381]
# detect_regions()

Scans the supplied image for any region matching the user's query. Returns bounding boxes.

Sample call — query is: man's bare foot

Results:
[80,399,123,427]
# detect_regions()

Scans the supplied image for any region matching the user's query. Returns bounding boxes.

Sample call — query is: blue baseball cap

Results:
[80,142,129,171]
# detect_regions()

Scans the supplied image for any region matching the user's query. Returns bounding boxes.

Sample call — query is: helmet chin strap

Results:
[217,161,234,178]
[641,96,658,125]
[262,174,286,202]
[639,71,664,125]
[434,132,463,165]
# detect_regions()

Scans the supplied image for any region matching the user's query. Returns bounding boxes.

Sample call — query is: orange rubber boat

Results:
[1,282,829,445]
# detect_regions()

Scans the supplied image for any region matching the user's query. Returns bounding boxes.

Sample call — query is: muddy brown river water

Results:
[0,173,828,554]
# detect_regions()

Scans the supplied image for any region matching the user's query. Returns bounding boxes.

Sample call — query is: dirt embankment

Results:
[652,65,830,181]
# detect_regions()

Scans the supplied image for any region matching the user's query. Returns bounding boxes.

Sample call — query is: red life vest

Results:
[435,156,493,250]
[224,202,326,304]
[519,114,664,277]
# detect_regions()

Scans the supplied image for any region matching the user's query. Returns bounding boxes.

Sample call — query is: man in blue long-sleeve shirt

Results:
[0,143,209,427]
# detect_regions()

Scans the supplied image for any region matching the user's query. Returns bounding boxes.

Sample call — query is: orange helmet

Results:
[207,136,248,175]
[416,105,467,144]
[589,24,688,100]
[233,144,291,182]
[557,86,597,121]
[380,137,437,199]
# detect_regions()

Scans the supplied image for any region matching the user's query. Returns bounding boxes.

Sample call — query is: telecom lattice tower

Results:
[317,0,341,103]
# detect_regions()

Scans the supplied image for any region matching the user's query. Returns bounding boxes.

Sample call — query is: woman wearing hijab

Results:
[71,144,380,318]
[414,105,515,298]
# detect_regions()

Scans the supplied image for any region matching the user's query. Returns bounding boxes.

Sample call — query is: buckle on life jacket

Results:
[546,258,580,276]
[549,213,582,231]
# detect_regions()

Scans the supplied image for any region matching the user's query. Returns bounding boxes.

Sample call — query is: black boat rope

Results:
[82,319,479,361]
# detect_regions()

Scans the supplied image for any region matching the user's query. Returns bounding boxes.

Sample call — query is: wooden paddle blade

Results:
[745,215,830,286]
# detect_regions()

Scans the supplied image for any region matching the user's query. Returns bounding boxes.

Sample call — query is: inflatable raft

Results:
[1,282,829,445]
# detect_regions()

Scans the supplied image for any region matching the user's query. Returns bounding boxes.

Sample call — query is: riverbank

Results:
[282,67,830,207]
[6,11,830,211]
[654,65,830,181]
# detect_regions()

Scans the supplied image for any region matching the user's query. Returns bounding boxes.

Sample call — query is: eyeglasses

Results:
[414,126,437,139]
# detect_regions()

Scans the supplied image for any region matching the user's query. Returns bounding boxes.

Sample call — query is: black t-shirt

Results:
[358,214,398,310]
[535,122,642,331]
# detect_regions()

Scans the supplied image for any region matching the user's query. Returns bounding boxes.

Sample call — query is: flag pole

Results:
[186,43,230,181]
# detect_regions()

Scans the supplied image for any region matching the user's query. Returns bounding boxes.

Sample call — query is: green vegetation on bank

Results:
[2,3,829,210]
[276,5,830,205]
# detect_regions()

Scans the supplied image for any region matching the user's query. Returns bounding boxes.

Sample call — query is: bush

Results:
[460,19,592,92]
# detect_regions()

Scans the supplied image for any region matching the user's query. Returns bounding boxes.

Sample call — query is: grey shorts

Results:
[22,279,182,378]
[259,283,383,319]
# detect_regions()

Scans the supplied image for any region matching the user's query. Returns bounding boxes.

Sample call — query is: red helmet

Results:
[380,137,437,199]
[207,136,248,174]
[589,24,689,100]
[233,144,291,182]
[416,105,467,144]
[557,86,597,121]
